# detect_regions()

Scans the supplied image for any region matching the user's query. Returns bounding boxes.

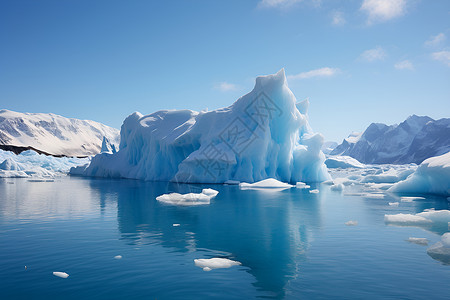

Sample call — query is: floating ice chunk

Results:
[407,237,429,245]
[389,152,450,196]
[156,192,214,206]
[362,168,414,184]
[364,183,394,191]
[388,202,399,206]
[239,178,293,189]
[325,156,365,169]
[224,180,240,185]
[173,224,180,227]
[427,233,450,264]
[53,272,69,278]
[364,193,385,199]
[114,255,122,259]
[384,214,431,225]
[401,196,425,202]
[344,193,367,197]
[194,258,241,271]
[345,220,358,226]
[330,183,344,192]
[296,181,307,188]
[202,188,219,197]
[309,189,319,194]
[417,209,450,223]
[322,180,334,185]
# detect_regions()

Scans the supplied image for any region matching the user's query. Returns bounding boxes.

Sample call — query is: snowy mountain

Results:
[331,115,450,164]
[0,109,120,157]
[71,69,331,183]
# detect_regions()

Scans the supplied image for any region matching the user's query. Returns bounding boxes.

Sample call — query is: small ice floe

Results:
[330,183,344,192]
[201,188,219,197]
[344,193,367,197]
[53,272,69,278]
[224,180,240,185]
[156,189,219,206]
[194,258,241,271]
[114,255,122,259]
[427,233,450,264]
[239,178,293,190]
[384,214,432,225]
[309,189,319,194]
[173,224,181,227]
[28,177,53,182]
[406,237,429,246]
[385,209,450,227]
[322,180,334,186]
[296,182,310,189]
[401,196,425,202]
[364,193,385,199]
[345,220,358,226]
[388,202,399,207]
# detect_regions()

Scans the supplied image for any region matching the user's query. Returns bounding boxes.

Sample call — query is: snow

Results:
[0,109,119,156]
[325,156,365,169]
[239,178,293,189]
[194,258,241,271]
[156,189,219,206]
[406,237,428,246]
[427,233,450,264]
[345,220,358,226]
[53,272,69,278]
[389,152,450,196]
[0,149,89,178]
[71,70,331,184]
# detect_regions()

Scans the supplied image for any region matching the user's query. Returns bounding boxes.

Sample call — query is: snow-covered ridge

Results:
[0,109,119,157]
[71,69,331,183]
[331,115,450,164]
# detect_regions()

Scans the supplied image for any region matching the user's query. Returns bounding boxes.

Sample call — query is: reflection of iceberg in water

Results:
[88,179,323,298]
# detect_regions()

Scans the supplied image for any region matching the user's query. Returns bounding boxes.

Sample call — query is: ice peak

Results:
[254,68,287,91]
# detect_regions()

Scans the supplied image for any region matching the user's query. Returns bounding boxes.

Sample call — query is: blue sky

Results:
[0,0,449,142]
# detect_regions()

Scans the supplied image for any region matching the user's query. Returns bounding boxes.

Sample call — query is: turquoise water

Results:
[0,177,449,299]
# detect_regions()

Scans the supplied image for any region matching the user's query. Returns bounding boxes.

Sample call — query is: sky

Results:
[0,0,449,142]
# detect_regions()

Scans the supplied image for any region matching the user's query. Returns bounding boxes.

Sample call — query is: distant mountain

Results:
[331,115,450,164]
[321,141,338,155]
[0,109,119,157]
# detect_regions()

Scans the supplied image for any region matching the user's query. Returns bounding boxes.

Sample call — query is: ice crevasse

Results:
[71,69,331,183]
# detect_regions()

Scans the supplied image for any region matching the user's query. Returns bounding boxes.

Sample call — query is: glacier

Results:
[389,152,450,196]
[71,69,331,184]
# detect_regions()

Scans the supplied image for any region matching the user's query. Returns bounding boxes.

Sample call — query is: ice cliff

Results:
[71,69,331,183]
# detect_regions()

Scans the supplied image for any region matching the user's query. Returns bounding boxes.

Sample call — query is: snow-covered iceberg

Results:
[389,152,450,196]
[71,69,331,183]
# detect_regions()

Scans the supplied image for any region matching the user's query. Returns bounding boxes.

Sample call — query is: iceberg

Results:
[156,189,219,206]
[239,178,293,189]
[389,152,450,196]
[325,156,364,169]
[385,209,450,226]
[71,70,331,184]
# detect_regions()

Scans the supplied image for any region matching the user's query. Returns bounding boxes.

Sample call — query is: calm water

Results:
[0,177,449,299]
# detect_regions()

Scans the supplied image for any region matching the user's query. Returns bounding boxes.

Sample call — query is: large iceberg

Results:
[389,152,450,196]
[71,69,331,183]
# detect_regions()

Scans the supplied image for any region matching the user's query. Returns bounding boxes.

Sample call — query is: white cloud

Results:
[425,33,446,48]
[360,0,407,24]
[358,46,387,62]
[331,11,346,26]
[258,0,303,9]
[431,51,450,67]
[287,67,340,80]
[394,60,414,70]
[214,82,239,92]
